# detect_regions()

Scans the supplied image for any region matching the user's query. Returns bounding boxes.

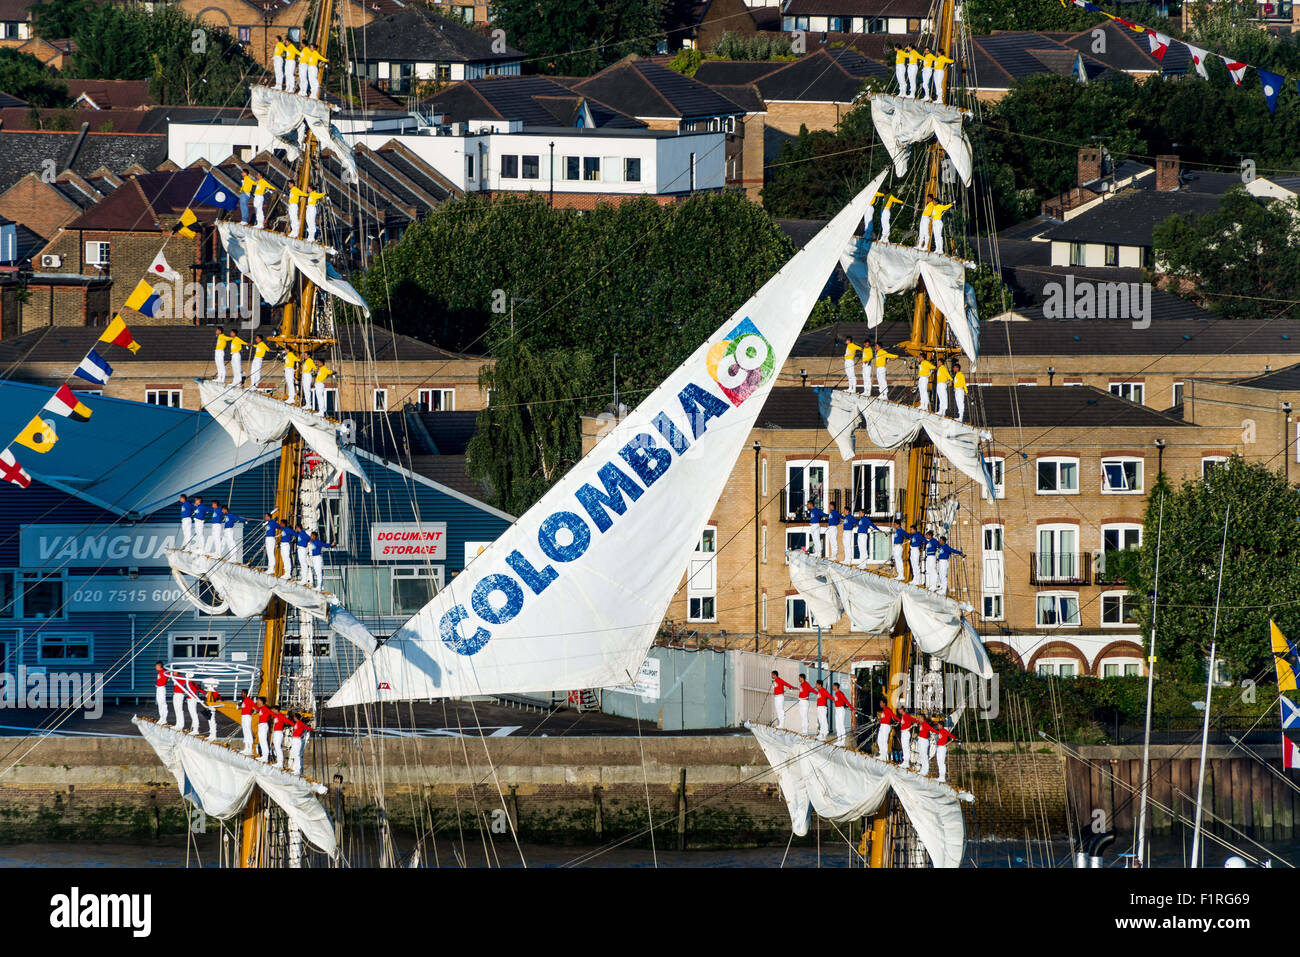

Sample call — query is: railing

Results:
[1029,552,1092,586]
[1093,551,1128,586]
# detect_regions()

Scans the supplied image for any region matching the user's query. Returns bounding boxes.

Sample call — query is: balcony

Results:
[1093,550,1131,586]
[1029,552,1092,586]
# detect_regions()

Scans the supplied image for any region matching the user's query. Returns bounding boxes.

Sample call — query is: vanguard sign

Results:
[21,525,180,568]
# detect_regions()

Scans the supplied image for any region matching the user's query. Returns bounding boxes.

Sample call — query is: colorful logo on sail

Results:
[706,317,774,406]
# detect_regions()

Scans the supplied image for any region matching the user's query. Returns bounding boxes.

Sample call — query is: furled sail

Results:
[216,222,371,317]
[325,168,892,707]
[870,94,972,186]
[749,723,968,867]
[250,85,358,183]
[134,717,336,856]
[167,548,330,619]
[841,241,979,364]
[328,602,379,655]
[787,551,992,677]
[199,380,372,492]
[819,390,994,499]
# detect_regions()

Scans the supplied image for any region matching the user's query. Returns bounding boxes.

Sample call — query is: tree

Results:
[1153,187,1300,321]
[490,0,666,75]
[31,0,96,39]
[762,99,888,218]
[963,0,1106,33]
[0,48,69,107]
[710,31,793,60]
[1124,459,1300,682]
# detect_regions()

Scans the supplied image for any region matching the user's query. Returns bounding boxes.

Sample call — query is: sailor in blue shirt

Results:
[825,506,842,561]
[178,495,194,551]
[278,519,295,580]
[806,505,826,558]
[891,519,907,579]
[924,530,940,592]
[222,507,245,559]
[841,510,858,564]
[190,498,209,553]
[295,525,312,585]
[855,508,881,569]
[307,532,334,589]
[936,536,965,593]
[264,513,282,574]
[908,524,925,585]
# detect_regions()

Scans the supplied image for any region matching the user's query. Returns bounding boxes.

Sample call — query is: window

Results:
[321,492,345,548]
[146,388,183,408]
[522,155,540,179]
[982,594,1003,620]
[866,16,887,32]
[582,157,600,181]
[785,596,815,632]
[785,460,828,519]
[284,632,331,659]
[1069,242,1086,267]
[564,156,580,180]
[1101,591,1138,627]
[500,154,519,178]
[321,387,338,414]
[761,593,767,630]
[785,529,810,557]
[982,524,1004,590]
[602,156,620,183]
[392,566,441,615]
[373,389,388,411]
[1101,659,1142,678]
[1037,457,1079,494]
[625,158,641,182]
[84,241,110,266]
[238,25,251,42]
[171,634,220,659]
[0,571,13,618]
[1104,243,1119,267]
[1036,659,1078,677]
[288,27,301,42]
[22,572,63,619]
[726,116,736,134]
[1036,593,1080,628]
[1109,382,1145,405]
[852,460,893,516]
[688,596,716,620]
[466,154,475,180]
[1202,456,1228,481]
[418,388,455,411]
[1101,456,1144,493]
[984,457,1005,500]
[1172,382,1184,407]
[38,633,91,662]
[687,526,717,621]
[1036,524,1079,582]
[1099,523,1141,582]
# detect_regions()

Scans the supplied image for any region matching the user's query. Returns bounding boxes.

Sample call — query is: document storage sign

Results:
[370,522,448,561]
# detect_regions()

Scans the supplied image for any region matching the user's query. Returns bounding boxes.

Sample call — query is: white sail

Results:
[820,390,994,498]
[250,85,358,183]
[216,222,371,317]
[328,602,379,655]
[325,169,891,707]
[870,94,972,186]
[199,380,372,492]
[749,723,968,867]
[167,548,330,618]
[787,552,993,677]
[841,241,979,365]
[134,717,336,856]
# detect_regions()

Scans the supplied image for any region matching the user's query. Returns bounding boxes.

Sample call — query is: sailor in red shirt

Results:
[813,679,832,740]
[897,708,916,769]
[255,697,273,762]
[771,671,796,730]
[154,662,170,724]
[204,683,223,742]
[797,673,814,735]
[239,694,256,755]
[876,702,897,761]
[933,718,957,783]
[915,714,936,776]
[271,707,291,769]
[832,683,852,747]
[171,669,195,733]
[288,712,313,774]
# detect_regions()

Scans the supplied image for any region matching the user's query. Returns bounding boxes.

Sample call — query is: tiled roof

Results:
[66,79,157,111]
[424,75,643,129]
[1232,362,1300,392]
[692,60,786,86]
[1060,20,1191,75]
[782,0,932,14]
[974,384,1192,428]
[966,31,1111,89]
[0,129,167,193]
[0,91,28,108]
[1039,189,1223,246]
[572,56,745,119]
[65,167,216,231]
[349,7,524,63]
[751,47,887,101]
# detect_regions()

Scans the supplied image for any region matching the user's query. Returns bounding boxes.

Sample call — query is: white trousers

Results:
[214,349,226,383]
[936,744,948,782]
[907,61,918,96]
[224,526,238,558]
[856,531,871,567]
[289,735,304,774]
[877,722,891,760]
[155,685,168,722]
[917,736,932,775]
[314,381,327,413]
[253,193,266,228]
[910,547,921,584]
[280,540,293,578]
[312,554,324,589]
[932,217,945,255]
[900,728,912,767]
[285,59,296,92]
[301,370,315,409]
[920,64,933,100]
[258,721,270,761]
[825,526,838,560]
[272,729,285,768]
[934,67,946,103]
[773,694,787,729]
[188,695,200,731]
[835,706,849,747]
[806,524,820,557]
[799,698,810,734]
[284,366,297,403]
[893,542,905,578]
[816,704,829,739]
[287,202,300,238]
[265,536,277,573]
[231,351,242,386]
[844,358,857,394]
[936,381,949,417]
[895,62,906,95]
[273,55,284,89]
[173,692,186,730]
[207,707,218,741]
[955,387,966,422]
[207,524,223,556]
[880,206,891,243]
[306,203,319,242]
[308,64,320,98]
[180,516,192,550]
[938,558,950,593]
[250,356,263,389]
[297,545,311,584]
[241,714,254,753]
[876,366,888,398]
[917,213,932,251]
[298,60,308,94]
[918,375,930,410]
[926,554,939,591]
[843,528,855,563]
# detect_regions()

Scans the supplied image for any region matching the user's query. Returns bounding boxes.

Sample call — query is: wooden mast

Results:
[867,0,958,869]
[239,0,336,868]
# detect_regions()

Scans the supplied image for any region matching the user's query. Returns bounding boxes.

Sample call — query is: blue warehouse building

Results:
[0,380,513,702]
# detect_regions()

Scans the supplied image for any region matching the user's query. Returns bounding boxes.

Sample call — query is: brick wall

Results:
[0,174,84,240]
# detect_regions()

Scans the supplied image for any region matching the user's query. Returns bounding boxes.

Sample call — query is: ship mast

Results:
[239,0,336,869]
[868,0,958,869]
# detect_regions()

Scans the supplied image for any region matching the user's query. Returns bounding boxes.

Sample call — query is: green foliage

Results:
[1123,458,1300,681]
[359,192,796,510]
[0,48,69,108]
[68,4,261,106]
[666,47,703,76]
[31,0,95,39]
[490,0,666,75]
[710,30,794,60]
[963,0,1106,33]
[1153,188,1300,320]
[762,99,888,218]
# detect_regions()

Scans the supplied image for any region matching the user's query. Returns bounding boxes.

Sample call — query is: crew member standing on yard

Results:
[924,529,940,592]
[253,175,275,229]
[935,359,951,418]
[313,363,333,414]
[917,356,934,411]
[279,520,295,579]
[874,342,896,398]
[933,719,957,783]
[806,503,825,558]
[184,673,201,735]
[300,355,318,412]
[908,523,925,584]
[894,46,909,96]
[936,535,964,594]
[255,696,273,763]
[843,335,861,394]
[308,531,333,589]
[297,43,312,99]
[915,714,935,775]
[825,504,841,561]
[264,513,281,573]
[951,360,967,423]
[933,52,954,103]
[283,37,299,93]
[283,348,300,404]
[880,194,903,244]
[178,494,193,551]
[239,693,255,755]
[898,708,916,768]
[906,46,922,97]
[249,334,268,390]
[288,711,312,774]
[855,508,881,569]
[916,196,936,252]
[295,525,312,585]
[814,679,832,740]
[228,330,248,386]
[155,662,170,724]
[222,507,244,560]
[929,201,954,255]
[172,669,190,732]
[305,189,327,242]
[877,701,896,761]
[892,519,907,579]
[841,508,858,565]
[271,707,289,769]
[919,49,935,102]
[190,497,207,554]
[272,34,286,90]
[309,44,326,99]
[206,500,224,555]
[214,327,229,384]
[833,683,852,748]
[798,673,814,735]
[771,671,796,729]
[286,184,305,237]
[205,683,222,742]
[239,170,254,225]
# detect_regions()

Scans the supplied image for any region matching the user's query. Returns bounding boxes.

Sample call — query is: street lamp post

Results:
[1153,437,1165,480]
[1284,402,1293,484]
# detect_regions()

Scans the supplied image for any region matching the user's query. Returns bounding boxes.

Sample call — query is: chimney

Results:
[1078,146,1101,186]
[1156,154,1180,191]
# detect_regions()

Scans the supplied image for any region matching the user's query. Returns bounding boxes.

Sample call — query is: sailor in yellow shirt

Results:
[872,344,897,398]
[917,357,935,411]
[283,349,300,404]
[920,51,936,102]
[951,359,967,422]
[305,189,327,242]
[298,43,312,98]
[239,171,255,224]
[309,47,326,99]
[880,194,904,243]
[249,334,269,389]
[932,53,954,105]
[929,201,954,255]
[935,359,952,417]
[300,355,318,411]
[214,327,231,384]
[894,47,909,97]
[313,364,334,414]
[843,335,863,395]
[272,35,287,91]
[906,47,923,98]
[253,175,276,229]
[283,40,299,94]
[227,330,249,387]
[286,185,306,238]
[866,192,884,240]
